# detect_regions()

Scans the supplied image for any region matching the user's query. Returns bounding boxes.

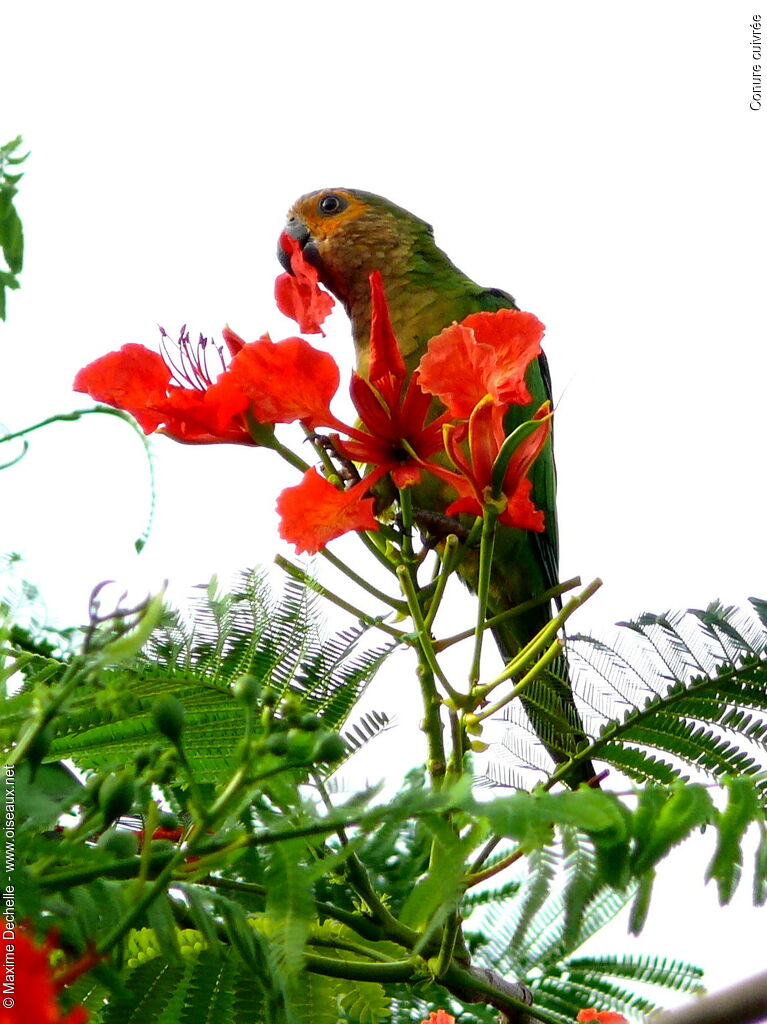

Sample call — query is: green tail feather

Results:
[491,608,597,789]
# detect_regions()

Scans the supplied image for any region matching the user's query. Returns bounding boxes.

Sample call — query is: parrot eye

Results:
[318,193,346,216]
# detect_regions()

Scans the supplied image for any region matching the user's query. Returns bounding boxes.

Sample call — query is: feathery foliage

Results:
[3,567,767,1024]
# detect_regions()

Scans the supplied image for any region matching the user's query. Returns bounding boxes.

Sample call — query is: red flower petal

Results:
[368,271,405,387]
[466,397,499,495]
[421,1012,456,1024]
[74,338,261,445]
[275,232,335,335]
[500,475,545,531]
[277,468,379,554]
[229,336,339,428]
[501,403,552,499]
[222,325,247,358]
[390,464,423,488]
[3,930,91,1024]
[418,322,493,419]
[462,309,545,406]
[442,403,550,532]
[576,1010,629,1023]
[418,309,545,417]
[73,344,172,433]
[159,381,251,444]
[349,374,397,441]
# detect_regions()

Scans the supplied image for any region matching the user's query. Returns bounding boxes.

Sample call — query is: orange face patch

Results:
[288,189,370,243]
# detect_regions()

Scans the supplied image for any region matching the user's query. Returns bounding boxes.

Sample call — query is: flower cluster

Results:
[74,246,552,554]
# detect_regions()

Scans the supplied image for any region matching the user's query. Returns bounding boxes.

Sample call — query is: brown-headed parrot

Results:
[278,188,595,788]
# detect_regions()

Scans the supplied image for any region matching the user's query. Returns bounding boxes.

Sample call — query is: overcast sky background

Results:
[3,0,766,1007]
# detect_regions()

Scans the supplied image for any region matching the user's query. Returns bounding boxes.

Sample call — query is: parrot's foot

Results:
[412,508,471,544]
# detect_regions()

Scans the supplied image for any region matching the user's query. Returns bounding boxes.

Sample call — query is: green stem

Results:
[473,638,562,723]
[311,776,403,935]
[469,509,499,687]
[423,533,460,631]
[0,407,156,552]
[306,935,396,962]
[446,706,465,778]
[5,659,83,767]
[398,486,416,565]
[434,576,582,652]
[304,952,418,983]
[316,547,407,612]
[95,828,215,956]
[396,565,461,704]
[300,423,337,477]
[0,406,139,445]
[276,555,406,638]
[473,577,602,702]
[433,908,461,977]
[465,844,525,888]
[414,647,448,790]
[467,835,501,874]
[204,877,384,943]
[268,434,311,473]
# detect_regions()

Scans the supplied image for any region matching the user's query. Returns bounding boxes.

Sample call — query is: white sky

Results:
[2,0,766,1008]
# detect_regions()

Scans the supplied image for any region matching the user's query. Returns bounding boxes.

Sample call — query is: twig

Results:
[653,969,767,1024]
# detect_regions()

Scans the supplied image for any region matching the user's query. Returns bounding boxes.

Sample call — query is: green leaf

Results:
[0,204,23,273]
[218,897,266,979]
[546,790,629,846]
[481,791,554,850]
[632,784,714,875]
[400,816,468,933]
[753,822,767,906]
[13,760,83,827]
[628,869,655,936]
[338,980,391,1024]
[100,959,188,1024]
[179,884,224,959]
[264,840,314,993]
[706,776,760,903]
[146,895,184,966]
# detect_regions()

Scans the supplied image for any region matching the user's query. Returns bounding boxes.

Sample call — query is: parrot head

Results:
[279,189,434,312]
[277,188,465,368]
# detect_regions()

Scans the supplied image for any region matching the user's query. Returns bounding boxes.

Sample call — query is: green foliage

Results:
[3,571,767,1024]
[0,136,28,320]
[494,599,767,795]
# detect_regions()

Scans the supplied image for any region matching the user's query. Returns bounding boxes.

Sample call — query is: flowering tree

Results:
[2,237,767,1024]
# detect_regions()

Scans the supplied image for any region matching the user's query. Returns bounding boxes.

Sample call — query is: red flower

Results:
[334,273,449,488]
[275,232,335,335]
[576,1009,629,1023]
[74,326,342,443]
[421,1012,456,1024]
[417,309,545,421]
[73,329,253,445]
[443,398,551,531]
[0,929,94,1024]
[274,272,451,552]
[276,468,380,555]
[226,331,339,429]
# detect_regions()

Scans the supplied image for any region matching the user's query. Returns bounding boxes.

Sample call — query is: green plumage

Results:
[283,188,595,787]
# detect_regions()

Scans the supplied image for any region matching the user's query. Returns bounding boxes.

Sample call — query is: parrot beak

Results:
[277,215,311,273]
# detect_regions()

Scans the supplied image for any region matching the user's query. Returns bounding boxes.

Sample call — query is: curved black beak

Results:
[277,216,311,273]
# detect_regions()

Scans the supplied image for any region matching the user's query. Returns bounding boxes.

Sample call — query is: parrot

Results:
[278,188,596,788]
